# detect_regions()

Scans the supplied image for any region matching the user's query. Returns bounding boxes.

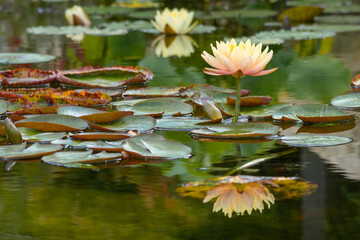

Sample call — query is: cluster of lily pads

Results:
[0,65,356,170]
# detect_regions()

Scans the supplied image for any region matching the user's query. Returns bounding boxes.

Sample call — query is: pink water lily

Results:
[201,39,277,77]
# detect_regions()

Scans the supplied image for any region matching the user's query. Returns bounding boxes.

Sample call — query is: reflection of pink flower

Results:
[201,39,278,77]
[203,182,275,218]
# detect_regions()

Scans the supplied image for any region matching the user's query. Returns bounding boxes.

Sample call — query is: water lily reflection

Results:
[203,182,275,218]
[152,35,198,58]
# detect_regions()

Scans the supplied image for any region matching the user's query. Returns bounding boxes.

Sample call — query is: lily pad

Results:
[57,106,133,123]
[84,28,128,36]
[124,87,182,97]
[122,136,191,159]
[198,9,277,20]
[70,132,132,141]
[4,118,22,144]
[280,134,352,147]
[0,53,56,64]
[141,24,216,34]
[253,30,335,41]
[216,103,293,118]
[0,99,9,114]
[0,68,56,87]
[58,66,153,88]
[226,96,272,107]
[18,128,66,142]
[190,122,280,139]
[156,117,216,131]
[90,115,156,132]
[26,26,88,35]
[272,104,355,122]
[179,84,248,98]
[15,115,89,132]
[83,6,130,15]
[130,98,193,116]
[315,15,360,25]
[42,150,122,164]
[293,24,360,33]
[331,93,360,110]
[0,142,63,160]
[98,20,153,32]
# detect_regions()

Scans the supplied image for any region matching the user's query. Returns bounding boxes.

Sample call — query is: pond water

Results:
[0,0,360,239]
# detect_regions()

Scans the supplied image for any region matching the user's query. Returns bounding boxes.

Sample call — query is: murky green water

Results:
[0,0,360,239]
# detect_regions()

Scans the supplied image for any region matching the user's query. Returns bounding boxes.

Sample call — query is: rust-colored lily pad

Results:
[226,96,272,107]
[57,66,154,88]
[0,68,56,87]
[70,132,133,140]
[15,115,89,132]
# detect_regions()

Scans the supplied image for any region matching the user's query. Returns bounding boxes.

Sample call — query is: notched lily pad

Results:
[331,93,360,110]
[216,103,293,118]
[130,98,193,116]
[42,150,122,165]
[18,127,66,142]
[190,122,280,139]
[280,134,352,147]
[0,53,56,64]
[122,134,191,159]
[58,66,153,88]
[0,142,63,160]
[90,115,156,132]
[156,117,217,131]
[124,87,181,97]
[15,115,89,132]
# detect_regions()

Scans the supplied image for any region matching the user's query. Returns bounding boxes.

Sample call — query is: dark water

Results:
[0,0,360,239]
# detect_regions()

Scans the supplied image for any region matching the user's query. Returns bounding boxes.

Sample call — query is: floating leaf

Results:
[142,24,216,34]
[293,24,360,33]
[190,122,280,139]
[0,53,56,64]
[18,128,66,142]
[0,68,56,87]
[0,99,8,114]
[227,96,272,107]
[0,88,61,99]
[278,6,323,22]
[84,28,128,36]
[331,93,360,110]
[70,132,132,141]
[280,134,352,147]
[0,142,63,160]
[4,118,22,144]
[130,98,193,116]
[42,150,122,164]
[15,115,89,132]
[83,6,130,15]
[57,106,133,123]
[58,66,153,88]
[198,9,277,20]
[254,30,335,41]
[75,88,124,98]
[273,104,355,122]
[315,15,360,24]
[124,87,181,97]
[179,84,248,98]
[122,135,191,159]
[156,117,215,131]
[216,103,293,118]
[26,26,88,35]
[90,115,156,132]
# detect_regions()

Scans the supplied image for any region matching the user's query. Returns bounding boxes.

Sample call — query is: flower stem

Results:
[232,76,241,122]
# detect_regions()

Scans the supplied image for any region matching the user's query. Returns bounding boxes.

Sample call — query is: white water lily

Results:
[65,5,91,27]
[152,35,198,58]
[151,8,198,35]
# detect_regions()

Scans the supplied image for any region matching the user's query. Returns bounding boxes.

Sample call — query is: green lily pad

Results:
[57,106,133,123]
[272,104,355,122]
[124,87,181,97]
[330,93,360,110]
[293,24,360,33]
[26,26,88,35]
[18,127,66,142]
[83,6,131,15]
[287,0,351,7]
[315,15,360,24]
[253,30,335,41]
[141,24,216,34]
[51,139,95,149]
[155,117,216,131]
[216,103,293,118]
[42,150,122,164]
[99,20,153,31]
[91,115,156,132]
[190,122,280,139]
[15,115,89,132]
[122,136,191,159]
[0,142,63,160]
[131,98,193,116]
[198,9,277,20]
[0,100,8,114]
[85,28,128,36]
[179,84,246,98]
[280,134,352,147]
[324,4,360,14]
[0,53,56,64]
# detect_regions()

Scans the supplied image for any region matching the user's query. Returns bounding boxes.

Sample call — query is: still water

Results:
[0,0,360,239]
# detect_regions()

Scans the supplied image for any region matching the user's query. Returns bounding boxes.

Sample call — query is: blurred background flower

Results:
[65,5,91,27]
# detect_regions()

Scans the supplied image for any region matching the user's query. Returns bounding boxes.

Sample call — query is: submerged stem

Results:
[232,76,242,122]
